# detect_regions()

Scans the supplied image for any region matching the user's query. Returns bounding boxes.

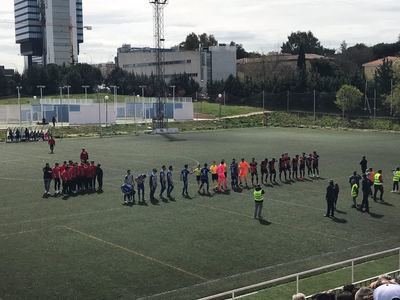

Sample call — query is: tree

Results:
[199,33,218,47]
[374,58,394,95]
[340,41,348,54]
[295,45,307,91]
[180,33,200,50]
[281,31,335,55]
[335,85,363,117]
[385,84,400,116]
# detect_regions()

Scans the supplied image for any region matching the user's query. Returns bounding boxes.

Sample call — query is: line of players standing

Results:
[42,149,103,198]
[120,151,320,205]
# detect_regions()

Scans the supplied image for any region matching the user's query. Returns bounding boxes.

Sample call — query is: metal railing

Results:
[305,269,400,299]
[198,247,400,300]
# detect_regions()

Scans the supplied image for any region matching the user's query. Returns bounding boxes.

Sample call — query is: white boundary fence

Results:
[198,247,400,300]
[0,97,194,126]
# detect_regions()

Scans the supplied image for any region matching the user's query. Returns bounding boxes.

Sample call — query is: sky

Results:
[1,0,399,72]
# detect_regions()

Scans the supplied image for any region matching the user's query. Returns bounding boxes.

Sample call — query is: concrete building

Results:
[117,44,236,88]
[14,0,84,69]
[362,56,400,81]
[237,53,331,82]
[91,62,116,78]
[0,66,15,77]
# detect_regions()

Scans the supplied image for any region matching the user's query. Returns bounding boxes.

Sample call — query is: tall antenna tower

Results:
[149,0,168,129]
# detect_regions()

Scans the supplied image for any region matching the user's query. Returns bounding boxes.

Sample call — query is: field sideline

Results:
[1,127,399,300]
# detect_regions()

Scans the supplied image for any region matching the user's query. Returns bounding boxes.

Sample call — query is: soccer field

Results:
[1,127,399,300]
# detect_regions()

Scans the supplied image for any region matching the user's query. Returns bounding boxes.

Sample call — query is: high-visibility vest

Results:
[393,171,400,182]
[351,184,359,197]
[374,173,382,185]
[253,189,264,202]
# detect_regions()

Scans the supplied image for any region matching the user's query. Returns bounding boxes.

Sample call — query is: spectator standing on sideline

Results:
[349,171,362,187]
[334,183,340,209]
[373,170,384,202]
[253,184,265,220]
[392,167,400,192]
[351,181,359,208]
[43,163,53,197]
[361,174,371,213]
[80,148,89,163]
[52,116,56,127]
[292,293,306,300]
[48,136,55,154]
[325,180,335,217]
[360,156,368,174]
[96,164,103,192]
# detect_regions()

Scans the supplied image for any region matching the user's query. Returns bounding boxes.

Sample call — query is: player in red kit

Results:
[89,161,97,191]
[250,158,259,186]
[48,136,55,154]
[52,162,61,195]
[80,148,89,163]
[292,155,299,180]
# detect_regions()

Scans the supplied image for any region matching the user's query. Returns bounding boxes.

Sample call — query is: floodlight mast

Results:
[149,0,168,129]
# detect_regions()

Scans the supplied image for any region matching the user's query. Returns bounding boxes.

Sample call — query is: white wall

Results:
[69,104,116,125]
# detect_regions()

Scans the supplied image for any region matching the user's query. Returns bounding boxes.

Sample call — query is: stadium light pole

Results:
[16,86,22,127]
[104,95,109,127]
[59,86,63,137]
[64,85,71,99]
[140,85,146,121]
[170,85,175,120]
[37,85,46,121]
[218,93,223,120]
[82,85,90,101]
[110,86,118,119]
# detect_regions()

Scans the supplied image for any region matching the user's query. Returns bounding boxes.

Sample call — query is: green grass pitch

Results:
[0,127,399,300]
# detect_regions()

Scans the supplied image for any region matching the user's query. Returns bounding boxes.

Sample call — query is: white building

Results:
[117,44,237,89]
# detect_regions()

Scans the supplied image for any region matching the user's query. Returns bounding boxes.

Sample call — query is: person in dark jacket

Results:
[43,163,53,198]
[325,180,335,217]
[360,156,368,174]
[361,174,371,213]
[96,164,103,192]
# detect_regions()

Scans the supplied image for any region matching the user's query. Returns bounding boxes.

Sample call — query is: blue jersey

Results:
[200,167,209,180]
[230,163,238,176]
[181,169,190,182]
[167,171,173,184]
[160,171,166,184]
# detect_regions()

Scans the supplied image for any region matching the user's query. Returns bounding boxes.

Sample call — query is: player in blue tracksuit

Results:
[230,159,239,190]
[198,163,210,194]
[181,165,190,197]
[167,166,174,198]
[159,165,167,198]
[149,169,158,201]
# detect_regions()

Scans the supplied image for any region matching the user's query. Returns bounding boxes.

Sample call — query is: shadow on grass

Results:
[335,209,347,215]
[259,219,272,226]
[331,217,347,223]
[160,134,187,142]
[368,212,384,219]
[377,201,394,207]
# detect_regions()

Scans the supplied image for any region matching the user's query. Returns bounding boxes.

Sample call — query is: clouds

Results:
[1,0,399,72]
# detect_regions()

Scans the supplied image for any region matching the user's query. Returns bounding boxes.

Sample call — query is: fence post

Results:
[287,91,290,112]
[351,261,355,283]
[398,249,400,270]
[232,290,235,299]
[313,90,316,121]
[296,274,299,293]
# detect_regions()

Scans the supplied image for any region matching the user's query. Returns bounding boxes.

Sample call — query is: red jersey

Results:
[292,158,298,168]
[89,165,96,177]
[268,160,275,171]
[250,162,257,174]
[52,167,61,179]
[48,138,55,146]
[83,164,91,178]
[60,164,67,173]
[69,167,77,179]
[61,170,70,181]
[80,151,89,161]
